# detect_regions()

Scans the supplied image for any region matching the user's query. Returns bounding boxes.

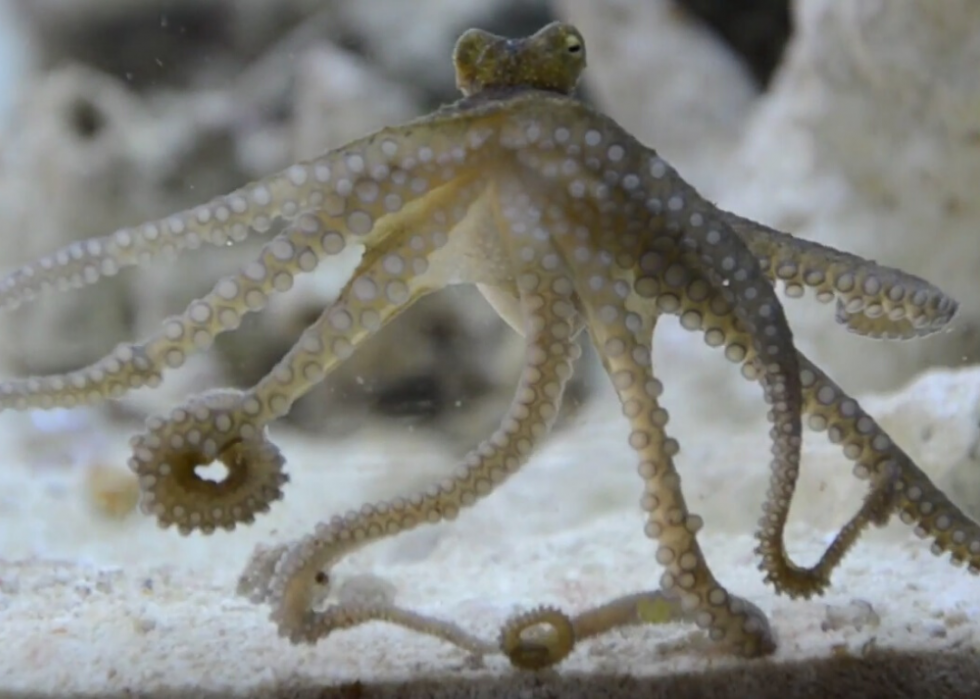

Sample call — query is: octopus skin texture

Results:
[0,21,971,670]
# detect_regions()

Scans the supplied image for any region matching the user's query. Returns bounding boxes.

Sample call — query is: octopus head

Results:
[452,20,587,97]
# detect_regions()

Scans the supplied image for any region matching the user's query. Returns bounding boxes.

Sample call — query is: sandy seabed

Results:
[1,374,979,699]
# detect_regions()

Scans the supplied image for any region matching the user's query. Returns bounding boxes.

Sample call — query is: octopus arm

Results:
[128,176,486,535]
[719,210,958,339]
[0,120,495,412]
[661,246,980,589]
[235,175,582,644]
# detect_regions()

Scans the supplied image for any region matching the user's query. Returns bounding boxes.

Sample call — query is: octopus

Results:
[1,21,975,671]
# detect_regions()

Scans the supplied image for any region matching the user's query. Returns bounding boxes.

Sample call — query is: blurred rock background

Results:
[0,0,978,475]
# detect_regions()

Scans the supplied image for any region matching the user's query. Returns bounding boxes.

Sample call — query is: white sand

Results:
[3,369,980,698]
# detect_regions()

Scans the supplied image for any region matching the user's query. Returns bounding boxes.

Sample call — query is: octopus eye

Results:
[565,36,583,54]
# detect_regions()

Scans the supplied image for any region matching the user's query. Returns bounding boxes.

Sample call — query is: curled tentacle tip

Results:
[835,282,960,339]
[759,567,830,600]
[128,389,288,535]
[499,605,576,671]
